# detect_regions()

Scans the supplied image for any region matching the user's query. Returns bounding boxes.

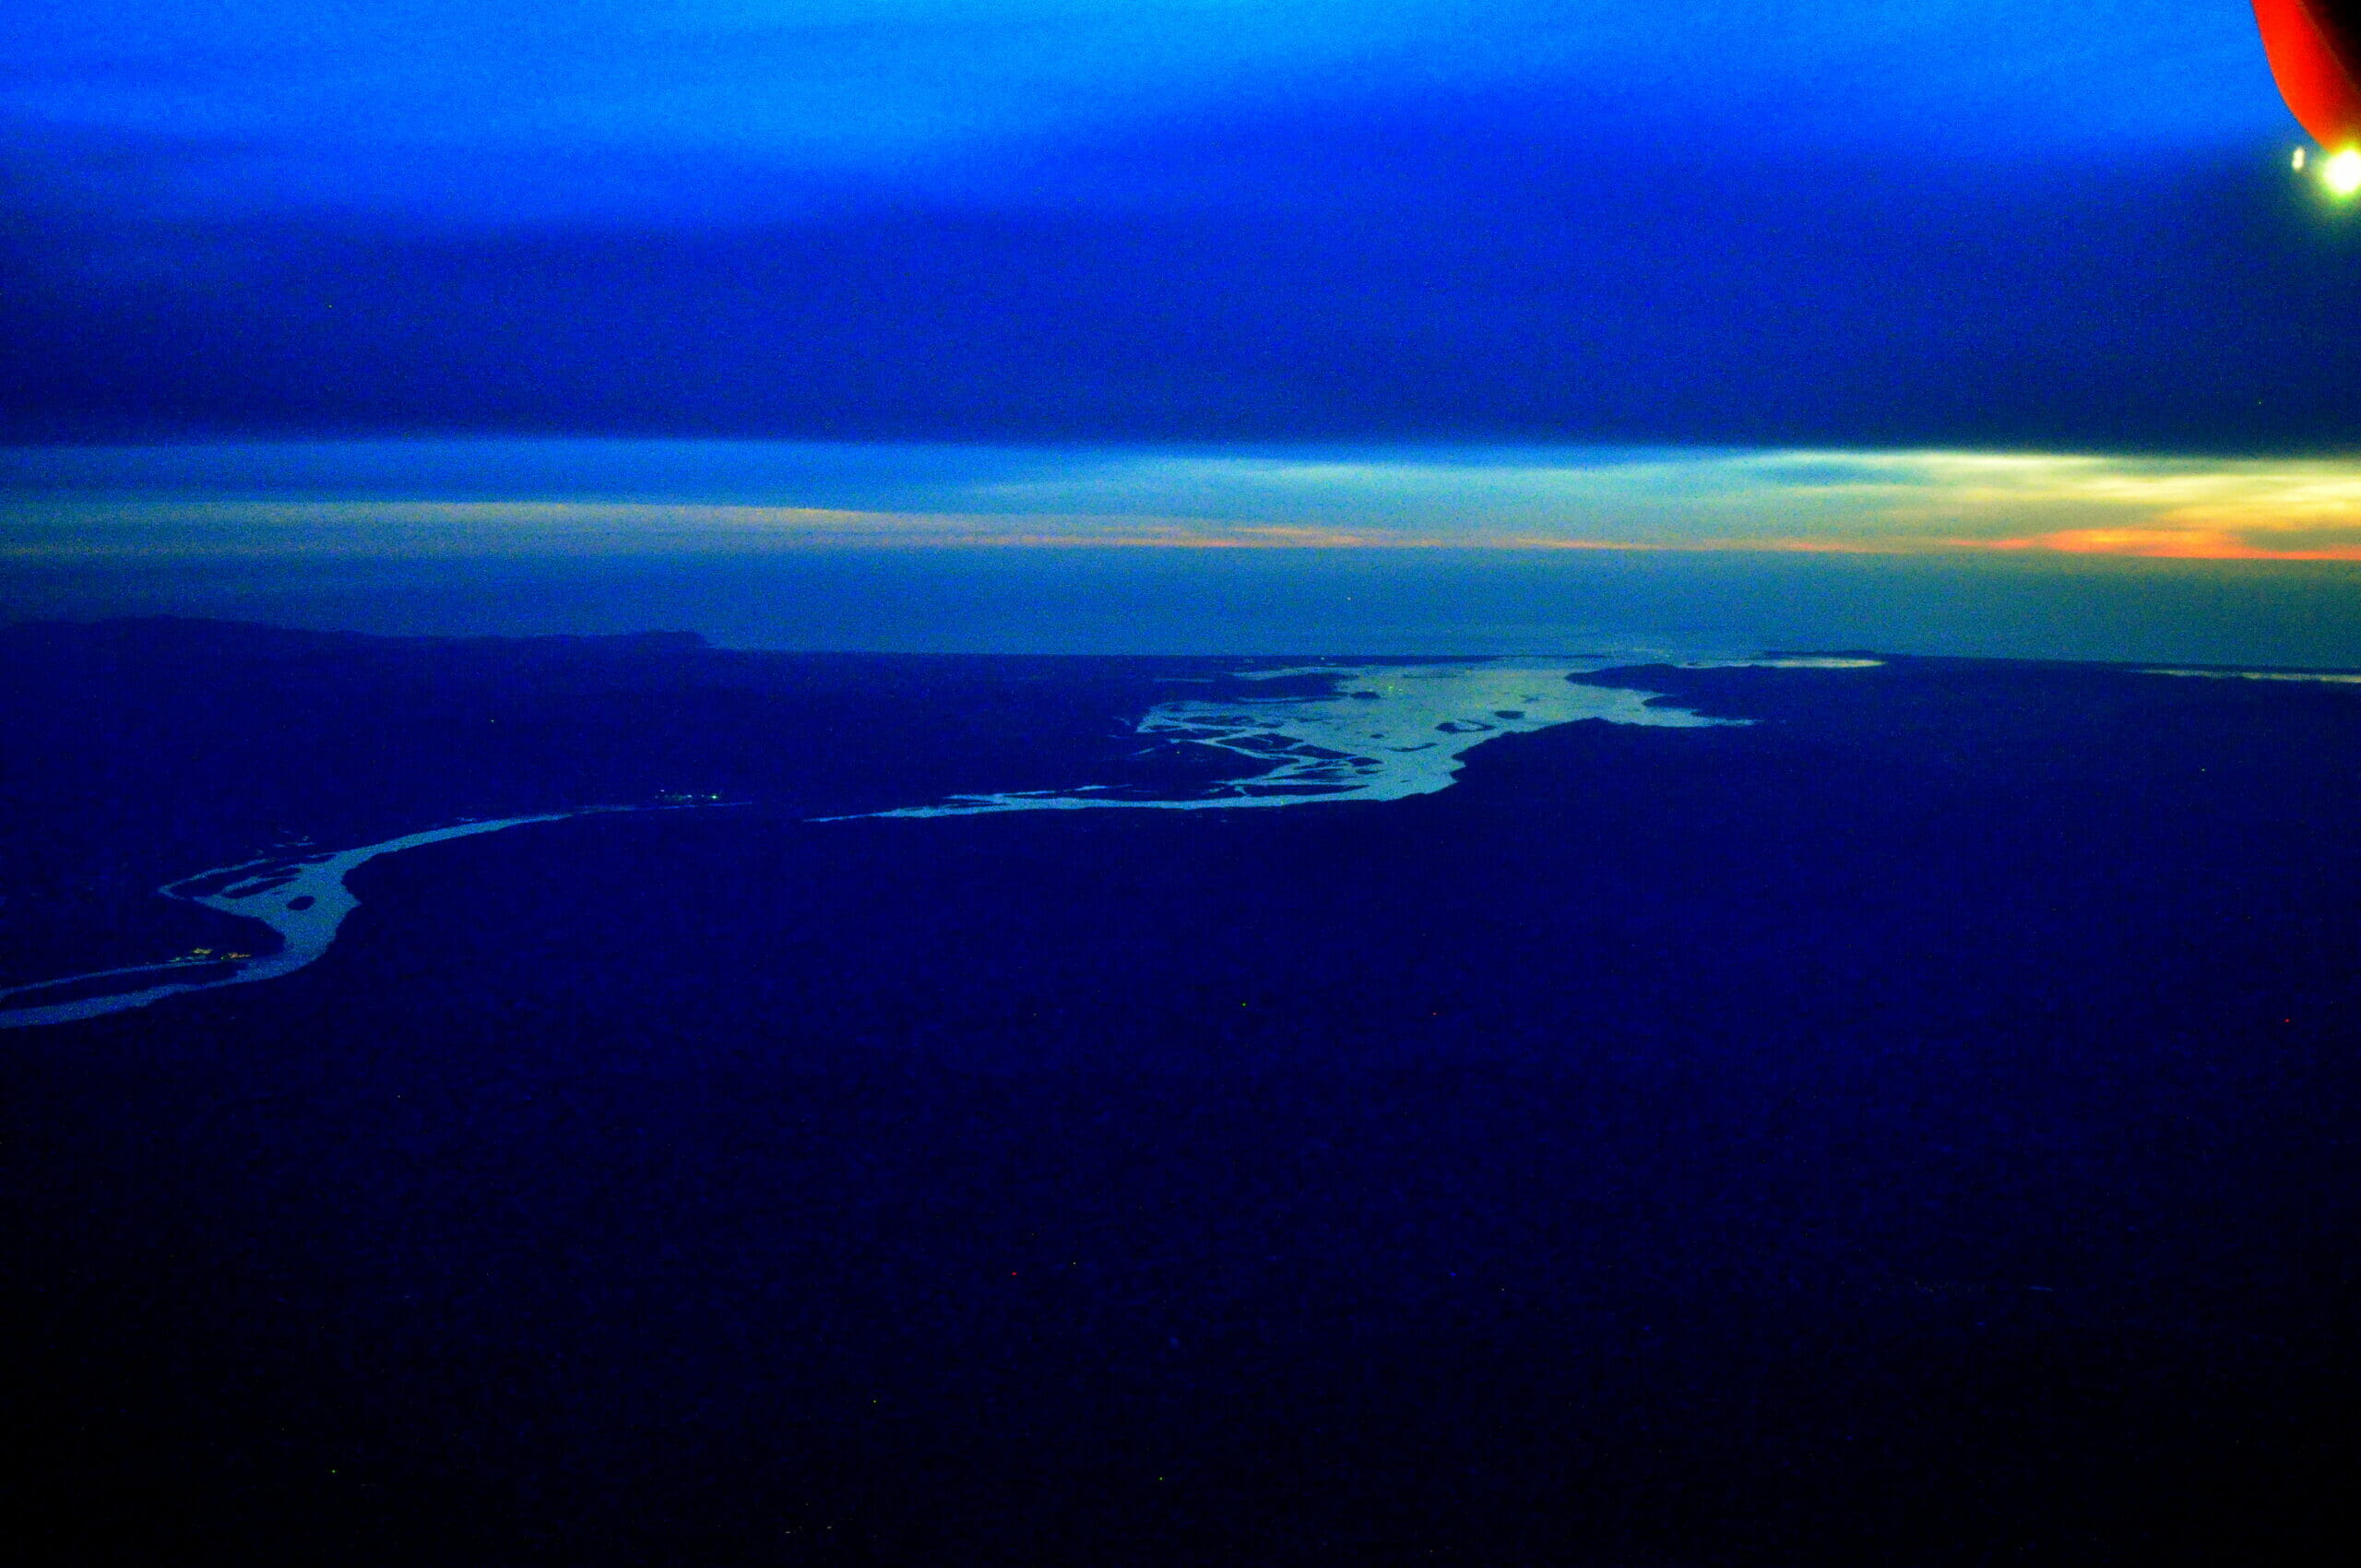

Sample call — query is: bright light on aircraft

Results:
[2324,146,2361,195]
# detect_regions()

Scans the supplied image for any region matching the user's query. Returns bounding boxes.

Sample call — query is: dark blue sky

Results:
[7,2,2355,450]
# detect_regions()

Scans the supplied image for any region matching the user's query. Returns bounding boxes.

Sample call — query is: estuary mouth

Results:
[826,653,1882,821]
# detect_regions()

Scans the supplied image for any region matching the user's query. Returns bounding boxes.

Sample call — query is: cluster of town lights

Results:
[2295,143,2361,196]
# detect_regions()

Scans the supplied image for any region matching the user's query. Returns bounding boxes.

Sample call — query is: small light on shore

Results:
[2295,146,2308,171]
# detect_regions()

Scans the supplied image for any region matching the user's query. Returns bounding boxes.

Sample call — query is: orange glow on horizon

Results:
[1974,527,2361,561]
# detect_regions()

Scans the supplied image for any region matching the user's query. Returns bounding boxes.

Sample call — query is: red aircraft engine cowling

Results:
[2255,0,2361,147]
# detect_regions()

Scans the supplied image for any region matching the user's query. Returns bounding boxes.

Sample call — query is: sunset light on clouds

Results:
[8,3,2361,660]
[15,445,2361,562]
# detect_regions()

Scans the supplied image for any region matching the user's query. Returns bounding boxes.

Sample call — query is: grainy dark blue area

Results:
[5,624,2360,1564]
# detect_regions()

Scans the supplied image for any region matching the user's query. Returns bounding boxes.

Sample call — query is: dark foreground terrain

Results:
[5,620,2360,1565]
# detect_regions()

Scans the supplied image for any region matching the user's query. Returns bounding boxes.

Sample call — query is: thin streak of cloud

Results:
[2144,668,2361,683]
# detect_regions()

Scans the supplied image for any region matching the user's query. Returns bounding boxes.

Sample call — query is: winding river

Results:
[4,657,1881,1029]
[0,813,602,1029]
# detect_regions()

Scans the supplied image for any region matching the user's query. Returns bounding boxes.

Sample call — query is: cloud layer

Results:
[15,443,2361,562]
[6,6,2350,452]
[2,4,2280,224]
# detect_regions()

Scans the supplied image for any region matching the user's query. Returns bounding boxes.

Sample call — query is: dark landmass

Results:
[6,621,2361,1565]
